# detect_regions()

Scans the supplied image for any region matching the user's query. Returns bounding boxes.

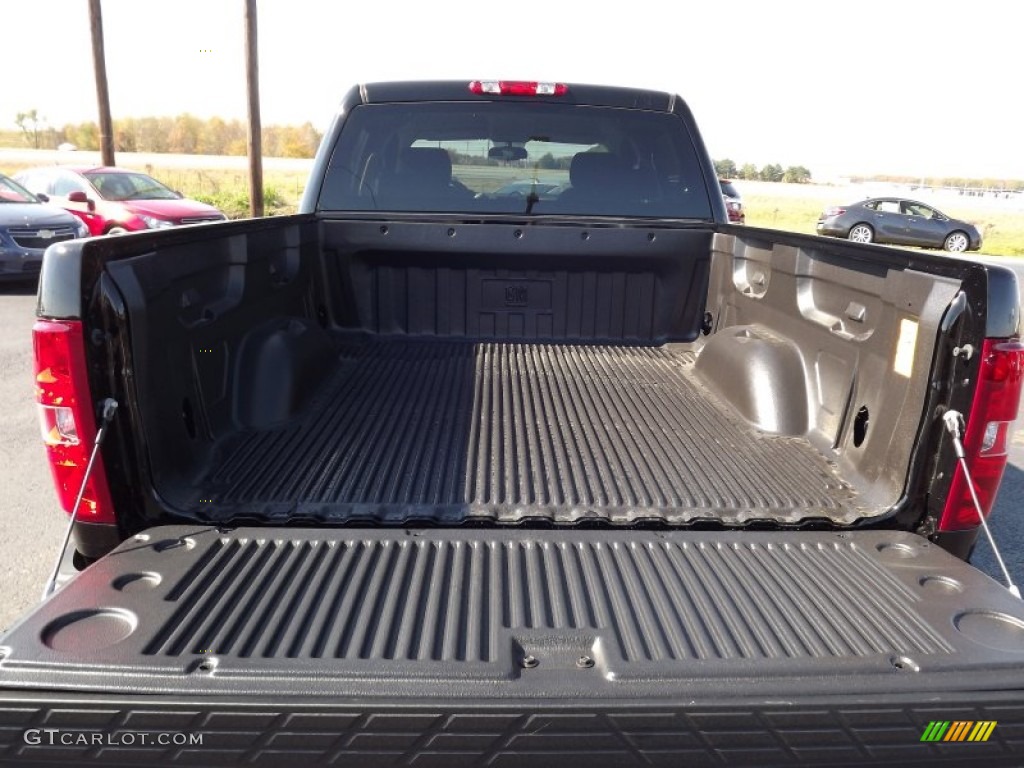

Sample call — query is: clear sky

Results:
[2,0,1020,180]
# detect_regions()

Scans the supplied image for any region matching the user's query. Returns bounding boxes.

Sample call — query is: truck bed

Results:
[100,217,962,534]
[197,339,861,526]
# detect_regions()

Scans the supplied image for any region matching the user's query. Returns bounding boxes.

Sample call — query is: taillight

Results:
[469,80,568,96]
[939,338,1024,531]
[33,319,116,524]
[823,207,846,217]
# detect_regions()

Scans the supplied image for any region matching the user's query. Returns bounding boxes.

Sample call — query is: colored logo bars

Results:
[921,721,997,742]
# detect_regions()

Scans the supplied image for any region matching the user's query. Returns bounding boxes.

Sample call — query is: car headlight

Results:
[73,219,90,238]
[138,214,174,230]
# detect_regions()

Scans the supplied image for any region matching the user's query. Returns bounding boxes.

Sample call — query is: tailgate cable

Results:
[943,409,1021,599]
[42,398,119,599]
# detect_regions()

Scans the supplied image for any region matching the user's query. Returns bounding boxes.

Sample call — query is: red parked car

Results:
[14,166,225,236]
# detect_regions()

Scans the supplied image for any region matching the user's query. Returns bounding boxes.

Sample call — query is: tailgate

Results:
[1,526,1023,766]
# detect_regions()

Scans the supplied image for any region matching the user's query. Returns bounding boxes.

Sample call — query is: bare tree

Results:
[15,110,45,149]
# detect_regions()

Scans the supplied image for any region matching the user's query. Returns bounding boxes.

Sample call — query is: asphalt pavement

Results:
[0,282,65,632]
[0,257,1022,632]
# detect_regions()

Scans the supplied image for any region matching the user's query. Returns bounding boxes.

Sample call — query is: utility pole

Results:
[88,0,115,166]
[244,0,264,217]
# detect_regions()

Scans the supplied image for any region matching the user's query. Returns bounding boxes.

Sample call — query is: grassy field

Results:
[154,166,309,217]
[3,155,1023,256]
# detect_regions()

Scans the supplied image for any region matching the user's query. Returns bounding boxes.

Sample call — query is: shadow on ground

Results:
[0,280,38,297]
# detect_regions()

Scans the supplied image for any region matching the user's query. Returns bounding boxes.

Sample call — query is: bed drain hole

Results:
[853,406,869,447]
[891,656,919,672]
[182,398,197,440]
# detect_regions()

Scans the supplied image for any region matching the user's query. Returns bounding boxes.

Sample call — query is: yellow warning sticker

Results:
[894,318,918,378]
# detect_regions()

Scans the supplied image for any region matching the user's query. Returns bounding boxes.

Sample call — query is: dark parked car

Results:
[0,173,88,282]
[14,166,226,236]
[719,178,744,224]
[817,197,981,252]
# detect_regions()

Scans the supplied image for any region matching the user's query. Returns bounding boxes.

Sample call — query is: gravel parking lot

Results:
[0,271,1022,632]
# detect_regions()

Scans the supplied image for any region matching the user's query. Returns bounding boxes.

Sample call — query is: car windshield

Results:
[319,101,714,219]
[0,175,40,204]
[719,180,740,199]
[83,171,179,201]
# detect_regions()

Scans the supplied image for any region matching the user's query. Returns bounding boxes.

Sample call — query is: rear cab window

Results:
[319,101,713,219]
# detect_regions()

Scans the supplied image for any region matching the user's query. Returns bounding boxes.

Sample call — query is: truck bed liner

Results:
[3,526,1024,765]
[2,526,1023,700]
[199,341,864,525]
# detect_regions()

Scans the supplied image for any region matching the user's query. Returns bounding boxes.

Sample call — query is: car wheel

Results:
[106,226,128,235]
[944,231,969,252]
[848,224,873,244]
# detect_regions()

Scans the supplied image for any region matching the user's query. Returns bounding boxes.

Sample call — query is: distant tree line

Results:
[714,158,811,184]
[535,152,573,171]
[713,156,1024,192]
[446,150,502,167]
[6,110,322,158]
[443,150,575,170]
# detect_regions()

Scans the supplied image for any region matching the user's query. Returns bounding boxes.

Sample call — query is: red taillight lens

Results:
[33,319,116,524]
[469,80,568,96]
[823,207,846,217]
[939,339,1024,531]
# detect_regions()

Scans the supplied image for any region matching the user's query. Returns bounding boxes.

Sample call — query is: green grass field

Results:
[154,167,309,218]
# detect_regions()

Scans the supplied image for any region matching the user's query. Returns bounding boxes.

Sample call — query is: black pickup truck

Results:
[2,81,1023,767]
